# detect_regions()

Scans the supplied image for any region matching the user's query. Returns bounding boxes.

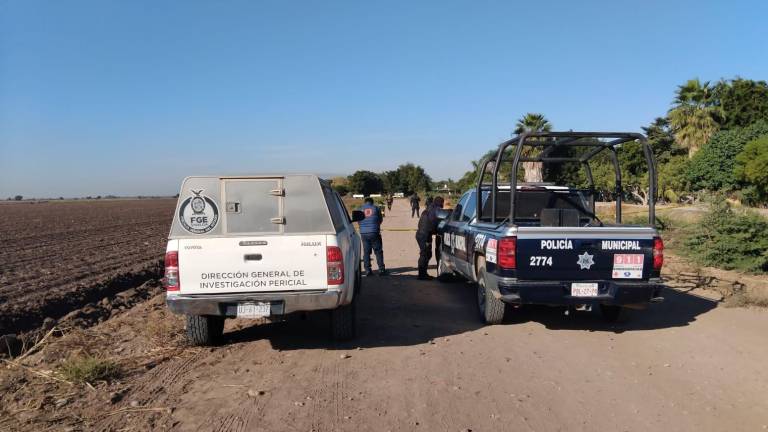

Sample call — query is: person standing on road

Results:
[410,193,421,218]
[386,194,394,211]
[357,198,387,277]
[415,196,444,280]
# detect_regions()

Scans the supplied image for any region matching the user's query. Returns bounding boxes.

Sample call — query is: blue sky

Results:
[1,0,766,197]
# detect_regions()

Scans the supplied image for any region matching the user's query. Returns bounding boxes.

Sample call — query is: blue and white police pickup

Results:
[163,174,364,345]
[436,132,665,324]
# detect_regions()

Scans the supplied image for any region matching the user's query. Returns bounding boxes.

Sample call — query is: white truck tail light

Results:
[653,237,664,271]
[327,246,344,285]
[163,250,180,291]
[498,237,517,269]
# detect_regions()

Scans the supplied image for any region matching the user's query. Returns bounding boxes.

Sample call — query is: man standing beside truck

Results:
[415,196,444,280]
[358,197,387,276]
[410,193,421,218]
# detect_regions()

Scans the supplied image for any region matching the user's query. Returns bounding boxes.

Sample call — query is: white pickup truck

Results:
[163,175,364,345]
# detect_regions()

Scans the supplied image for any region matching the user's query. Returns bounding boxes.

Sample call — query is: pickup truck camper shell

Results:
[164,174,363,345]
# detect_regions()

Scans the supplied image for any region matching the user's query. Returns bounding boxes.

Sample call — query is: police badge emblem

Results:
[190,190,206,214]
[179,189,219,234]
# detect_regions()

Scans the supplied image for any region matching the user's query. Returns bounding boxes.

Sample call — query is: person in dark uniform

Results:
[415,196,444,280]
[410,194,421,218]
[357,198,387,276]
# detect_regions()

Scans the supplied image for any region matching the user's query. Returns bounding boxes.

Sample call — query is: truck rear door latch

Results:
[226,202,241,213]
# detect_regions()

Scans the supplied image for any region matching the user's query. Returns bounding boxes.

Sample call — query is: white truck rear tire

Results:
[186,315,224,346]
[330,302,355,340]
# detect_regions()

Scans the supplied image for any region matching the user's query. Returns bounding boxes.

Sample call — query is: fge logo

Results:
[178,190,219,234]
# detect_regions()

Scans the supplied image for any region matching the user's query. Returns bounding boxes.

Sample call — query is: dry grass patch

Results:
[59,355,121,384]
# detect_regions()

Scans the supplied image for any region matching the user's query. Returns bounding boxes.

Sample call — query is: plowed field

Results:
[0,199,176,335]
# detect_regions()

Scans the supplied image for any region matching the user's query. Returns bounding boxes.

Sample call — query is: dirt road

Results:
[4,199,768,431]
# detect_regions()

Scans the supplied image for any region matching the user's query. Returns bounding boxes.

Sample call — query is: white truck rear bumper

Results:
[166,289,342,316]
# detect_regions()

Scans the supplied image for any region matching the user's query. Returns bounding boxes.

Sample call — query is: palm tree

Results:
[514,113,552,182]
[514,113,552,136]
[668,79,722,158]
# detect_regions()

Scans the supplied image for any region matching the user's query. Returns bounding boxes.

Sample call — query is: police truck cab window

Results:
[461,192,477,222]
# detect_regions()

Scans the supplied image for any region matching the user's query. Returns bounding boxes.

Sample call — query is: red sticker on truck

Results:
[486,239,497,264]
[612,254,644,279]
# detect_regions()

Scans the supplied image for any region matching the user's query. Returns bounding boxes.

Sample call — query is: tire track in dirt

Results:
[307,362,326,432]
[93,352,205,431]
[331,358,348,432]
[180,339,281,432]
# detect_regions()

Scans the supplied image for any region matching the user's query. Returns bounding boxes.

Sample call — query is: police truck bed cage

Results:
[475,131,656,226]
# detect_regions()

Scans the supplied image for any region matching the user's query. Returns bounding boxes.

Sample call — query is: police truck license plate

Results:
[571,283,599,297]
[236,302,271,318]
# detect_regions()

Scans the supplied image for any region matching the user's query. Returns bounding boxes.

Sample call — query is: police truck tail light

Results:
[653,237,664,271]
[163,251,180,292]
[498,237,517,269]
[327,246,344,285]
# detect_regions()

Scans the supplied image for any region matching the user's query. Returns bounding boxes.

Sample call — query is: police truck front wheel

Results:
[476,259,505,324]
[186,315,225,346]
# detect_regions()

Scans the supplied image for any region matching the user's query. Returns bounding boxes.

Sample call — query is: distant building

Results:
[433,184,457,196]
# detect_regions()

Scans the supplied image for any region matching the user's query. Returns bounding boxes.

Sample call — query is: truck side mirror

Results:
[351,210,365,222]
[451,204,463,220]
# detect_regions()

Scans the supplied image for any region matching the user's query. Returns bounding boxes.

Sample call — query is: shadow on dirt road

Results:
[223,272,483,350]
[504,286,717,333]
[221,272,718,349]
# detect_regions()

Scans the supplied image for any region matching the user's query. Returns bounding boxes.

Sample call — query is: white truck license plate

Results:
[571,283,599,297]
[236,302,271,318]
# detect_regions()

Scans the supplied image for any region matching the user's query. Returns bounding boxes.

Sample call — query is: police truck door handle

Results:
[270,189,285,196]
[271,217,285,224]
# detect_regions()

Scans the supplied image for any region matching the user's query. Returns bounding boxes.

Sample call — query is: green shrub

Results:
[734,135,768,205]
[737,186,762,207]
[686,121,768,192]
[59,356,121,383]
[332,184,349,196]
[657,155,690,202]
[682,197,768,273]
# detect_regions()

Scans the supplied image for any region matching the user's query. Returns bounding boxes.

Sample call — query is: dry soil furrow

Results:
[0,221,168,255]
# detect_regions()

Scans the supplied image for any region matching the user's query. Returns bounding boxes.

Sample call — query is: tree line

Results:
[453,77,768,206]
[332,163,433,196]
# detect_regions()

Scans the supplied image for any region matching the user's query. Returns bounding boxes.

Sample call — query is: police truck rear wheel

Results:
[476,259,505,324]
[186,315,224,346]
